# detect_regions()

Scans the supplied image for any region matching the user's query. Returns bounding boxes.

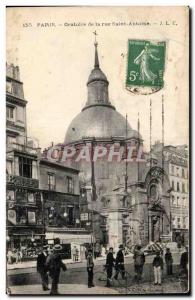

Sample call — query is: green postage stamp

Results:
[126,40,166,95]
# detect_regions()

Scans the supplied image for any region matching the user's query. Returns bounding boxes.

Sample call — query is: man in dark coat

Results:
[105,247,115,287]
[114,244,126,280]
[133,245,145,281]
[46,244,67,295]
[179,246,189,292]
[180,246,188,274]
[86,249,95,288]
[165,248,173,275]
[37,246,49,291]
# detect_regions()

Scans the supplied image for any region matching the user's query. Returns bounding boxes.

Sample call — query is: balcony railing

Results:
[7,174,39,188]
[7,142,39,155]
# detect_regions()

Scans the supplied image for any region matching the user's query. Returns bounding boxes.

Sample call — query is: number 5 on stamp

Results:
[126,40,166,95]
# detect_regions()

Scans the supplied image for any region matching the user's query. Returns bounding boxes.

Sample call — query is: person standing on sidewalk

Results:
[133,245,145,281]
[179,246,188,292]
[72,246,77,262]
[153,251,163,285]
[37,246,49,291]
[46,244,67,295]
[165,248,173,275]
[87,249,95,288]
[114,244,126,280]
[105,247,115,287]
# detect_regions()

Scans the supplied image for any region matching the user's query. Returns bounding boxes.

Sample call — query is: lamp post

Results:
[63,211,68,227]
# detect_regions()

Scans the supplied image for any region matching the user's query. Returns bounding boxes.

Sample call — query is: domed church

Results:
[64,40,171,249]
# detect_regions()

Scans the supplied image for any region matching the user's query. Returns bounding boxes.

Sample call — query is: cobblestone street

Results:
[8,275,187,295]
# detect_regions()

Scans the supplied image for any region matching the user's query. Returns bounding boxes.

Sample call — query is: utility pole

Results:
[125,114,128,192]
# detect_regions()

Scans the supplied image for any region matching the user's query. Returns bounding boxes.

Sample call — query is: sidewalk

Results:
[8,283,120,295]
[7,256,108,271]
[118,277,186,294]
[7,258,81,270]
[8,277,187,295]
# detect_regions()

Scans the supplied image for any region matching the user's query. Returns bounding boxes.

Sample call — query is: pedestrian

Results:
[72,246,77,262]
[180,246,188,274]
[37,246,49,291]
[94,243,100,259]
[114,244,126,280]
[15,249,19,264]
[153,251,163,285]
[86,249,95,288]
[7,249,13,264]
[46,244,67,295]
[105,247,115,287]
[101,245,106,257]
[85,246,88,260]
[165,248,173,275]
[76,247,79,261]
[179,246,188,293]
[133,245,145,281]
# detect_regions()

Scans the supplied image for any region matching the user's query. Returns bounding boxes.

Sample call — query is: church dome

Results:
[87,68,108,84]
[65,105,133,144]
[64,41,142,144]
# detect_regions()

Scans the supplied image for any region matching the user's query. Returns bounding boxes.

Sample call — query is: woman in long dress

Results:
[134,44,160,84]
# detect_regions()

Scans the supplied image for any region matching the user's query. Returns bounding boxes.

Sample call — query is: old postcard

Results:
[6,6,190,295]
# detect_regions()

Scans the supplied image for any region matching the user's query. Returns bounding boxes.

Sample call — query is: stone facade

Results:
[152,142,189,245]
[63,43,172,248]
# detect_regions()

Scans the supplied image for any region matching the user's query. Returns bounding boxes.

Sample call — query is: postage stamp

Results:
[126,40,166,95]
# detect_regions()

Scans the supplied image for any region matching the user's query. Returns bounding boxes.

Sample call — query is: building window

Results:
[183,197,187,208]
[28,211,36,224]
[177,197,180,207]
[172,195,176,206]
[182,168,185,178]
[67,176,74,193]
[177,182,180,192]
[48,173,55,190]
[171,165,174,175]
[183,217,186,228]
[6,80,12,93]
[6,106,15,120]
[182,183,185,193]
[171,181,174,191]
[172,216,176,228]
[7,135,16,145]
[176,167,180,177]
[6,160,12,175]
[28,193,35,203]
[19,156,32,178]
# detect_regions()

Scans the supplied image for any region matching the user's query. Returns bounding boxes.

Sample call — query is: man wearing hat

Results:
[86,249,95,288]
[152,251,163,285]
[114,244,126,280]
[165,248,173,275]
[46,244,67,295]
[105,247,115,287]
[37,246,49,291]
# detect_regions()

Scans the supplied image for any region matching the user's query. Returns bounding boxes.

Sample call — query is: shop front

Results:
[45,230,92,260]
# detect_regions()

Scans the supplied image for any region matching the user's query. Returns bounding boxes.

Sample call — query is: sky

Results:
[6,6,189,151]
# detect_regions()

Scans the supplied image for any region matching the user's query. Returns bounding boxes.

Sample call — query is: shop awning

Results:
[45,232,93,244]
